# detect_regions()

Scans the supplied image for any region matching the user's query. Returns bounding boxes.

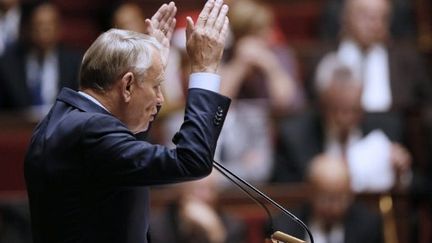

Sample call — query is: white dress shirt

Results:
[25,50,59,120]
[337,39,392,112]
[0,6,20,55]
[309,220,344,243]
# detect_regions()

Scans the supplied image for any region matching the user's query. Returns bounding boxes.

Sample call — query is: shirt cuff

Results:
[189,72,221,93]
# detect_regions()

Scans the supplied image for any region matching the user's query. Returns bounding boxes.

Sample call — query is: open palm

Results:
[144,2,177,67]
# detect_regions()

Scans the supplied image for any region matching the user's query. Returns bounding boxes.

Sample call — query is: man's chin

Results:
[135,123,151,134]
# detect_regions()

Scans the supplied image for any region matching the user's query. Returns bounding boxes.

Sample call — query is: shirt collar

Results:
[78,91,109,112]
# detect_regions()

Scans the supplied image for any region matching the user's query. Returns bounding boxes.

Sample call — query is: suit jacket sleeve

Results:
[81,88,231,186]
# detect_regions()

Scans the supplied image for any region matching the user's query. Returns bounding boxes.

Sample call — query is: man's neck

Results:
[80,88,116,113]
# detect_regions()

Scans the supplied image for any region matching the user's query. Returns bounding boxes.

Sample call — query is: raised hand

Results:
[185,0,229,73]
[144,2,177,67]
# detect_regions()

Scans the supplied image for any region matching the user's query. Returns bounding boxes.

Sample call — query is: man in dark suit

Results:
[0,2,81,119]
[24,1,231,243]
[268,154,384,243]
[306,0,431,113]
[272,55,411,190]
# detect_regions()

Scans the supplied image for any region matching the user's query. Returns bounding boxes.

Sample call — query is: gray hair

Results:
[314,53,361,94]
[79,28,162,91]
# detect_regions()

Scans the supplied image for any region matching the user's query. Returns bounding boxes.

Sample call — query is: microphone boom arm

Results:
[213,160,314,243]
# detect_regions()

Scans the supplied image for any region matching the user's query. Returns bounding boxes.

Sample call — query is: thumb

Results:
[144,19,153,34]
[185,16,194,39]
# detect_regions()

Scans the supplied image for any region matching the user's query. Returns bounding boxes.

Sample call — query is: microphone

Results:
[213,160,314,243]
[272,231,305,243]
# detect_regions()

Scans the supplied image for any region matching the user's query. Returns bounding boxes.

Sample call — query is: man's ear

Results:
[120,72,135,102]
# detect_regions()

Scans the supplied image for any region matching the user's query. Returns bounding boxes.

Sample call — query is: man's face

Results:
[322,83,363,136]
[128,51,165,133]
[345,0,390,48]
[312,176,351,226]
[30,4,60,52]
[113,4,147,33]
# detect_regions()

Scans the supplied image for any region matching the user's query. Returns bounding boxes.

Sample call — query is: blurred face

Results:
[113,4,146,33]
[322,83,363,137]
[311,175,352,226]
[127,50,165,133]
[30,4,60,52]
[345,0,390,48]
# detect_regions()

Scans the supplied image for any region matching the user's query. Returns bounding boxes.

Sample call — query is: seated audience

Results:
[268,154,384,243]
[150,173,246,243]
[273,55,411,193]
[312,0,431,114]
[211,0,305,186]
[0,2,81,120]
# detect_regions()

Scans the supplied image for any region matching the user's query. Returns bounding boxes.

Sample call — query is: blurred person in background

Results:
[0,2,81,120]
[0,0,21,56]
[332,0,431,114]
[302,0,431,195]
[150,173,246,243]
[221,0,303,114]
[273,55,412,193]
[111,2,147,33]
[208,0,306,187]
[267,154,384,243]
[319,0,417,42]
[309,0,431,114]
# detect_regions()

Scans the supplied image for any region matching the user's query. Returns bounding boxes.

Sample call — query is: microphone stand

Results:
[213,160,314,243]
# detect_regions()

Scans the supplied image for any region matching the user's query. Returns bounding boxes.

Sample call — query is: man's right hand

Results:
[185,0,229,73]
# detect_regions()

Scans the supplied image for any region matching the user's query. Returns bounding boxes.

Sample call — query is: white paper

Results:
[347,129,395,192]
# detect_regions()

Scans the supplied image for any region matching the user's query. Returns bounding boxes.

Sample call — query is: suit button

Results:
[217,106,223,113]
[213,118,221,126]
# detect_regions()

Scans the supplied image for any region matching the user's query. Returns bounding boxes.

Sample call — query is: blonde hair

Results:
[79,28,161,91]
[228,0,273,40]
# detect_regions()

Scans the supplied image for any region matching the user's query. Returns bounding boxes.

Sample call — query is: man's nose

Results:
[156,89,164,105]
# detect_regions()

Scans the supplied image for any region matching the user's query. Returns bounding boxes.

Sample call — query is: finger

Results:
[155,6,170,29]
[218,16,229,43]
[214,4,228,32]
[158,2,176,30]
[186,16,195,39]
[144,19,154,35]
[161,3,177,32]
[196,0,215,28]
[205,0,224,29]
[165,18,176,41]
[151,3,168,27]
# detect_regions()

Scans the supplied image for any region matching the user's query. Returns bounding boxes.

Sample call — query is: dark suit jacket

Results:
[0,43,81,110]
[304,42,432,113]
[24,87,231,243]
[272,110,404,182]
[267,203,383,243]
